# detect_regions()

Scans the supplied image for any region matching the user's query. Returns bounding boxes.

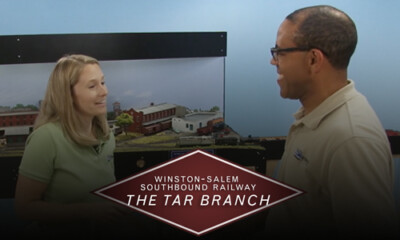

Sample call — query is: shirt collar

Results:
[292,80,358,129]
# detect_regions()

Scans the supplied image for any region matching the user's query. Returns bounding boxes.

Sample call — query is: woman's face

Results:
[72,63,108,122]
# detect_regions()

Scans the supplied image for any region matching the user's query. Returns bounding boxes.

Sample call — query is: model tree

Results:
[115,113,134,136]
[209,106,220,112]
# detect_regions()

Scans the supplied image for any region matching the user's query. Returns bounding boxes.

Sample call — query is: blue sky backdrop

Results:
[0,58,225,116]
[0,0,399,137]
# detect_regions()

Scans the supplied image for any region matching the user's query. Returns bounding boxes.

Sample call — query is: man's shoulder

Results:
[315,91,388,152]
[344,92,386,138]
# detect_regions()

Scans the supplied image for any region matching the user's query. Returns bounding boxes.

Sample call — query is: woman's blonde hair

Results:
[35,54,110,146]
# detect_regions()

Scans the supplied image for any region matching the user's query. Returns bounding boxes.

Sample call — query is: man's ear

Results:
[309,48,325,72]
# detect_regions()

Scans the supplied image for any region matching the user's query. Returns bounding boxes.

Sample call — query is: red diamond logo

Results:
[94,149,303,236]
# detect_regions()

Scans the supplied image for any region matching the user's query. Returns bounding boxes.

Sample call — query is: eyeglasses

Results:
[270,47,311,61]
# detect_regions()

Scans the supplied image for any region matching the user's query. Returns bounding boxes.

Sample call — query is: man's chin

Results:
[280,93,297,100]
[279,90,288,99]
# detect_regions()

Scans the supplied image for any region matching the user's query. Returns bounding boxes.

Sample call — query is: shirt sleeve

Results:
[19,125,57,183]
[328,136,398,236]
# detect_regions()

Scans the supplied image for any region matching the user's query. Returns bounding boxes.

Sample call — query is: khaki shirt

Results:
[267,81,398,238]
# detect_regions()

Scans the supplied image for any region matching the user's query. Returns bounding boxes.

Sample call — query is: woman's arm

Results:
[15,174,128,223]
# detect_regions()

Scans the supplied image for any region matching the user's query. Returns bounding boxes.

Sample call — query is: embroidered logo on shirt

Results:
[294,149,308,163]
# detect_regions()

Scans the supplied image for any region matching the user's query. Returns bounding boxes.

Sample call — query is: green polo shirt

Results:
[19,122,116,203]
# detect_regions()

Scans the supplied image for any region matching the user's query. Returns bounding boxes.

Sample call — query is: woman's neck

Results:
[77,116,96,139]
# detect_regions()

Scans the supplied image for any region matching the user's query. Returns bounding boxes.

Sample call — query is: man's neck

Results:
[300,73,348,115]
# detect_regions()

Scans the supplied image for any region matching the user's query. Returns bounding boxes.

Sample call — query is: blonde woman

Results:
[15,55,128,236]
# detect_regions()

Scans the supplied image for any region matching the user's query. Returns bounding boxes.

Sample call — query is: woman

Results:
[15,54,127,236]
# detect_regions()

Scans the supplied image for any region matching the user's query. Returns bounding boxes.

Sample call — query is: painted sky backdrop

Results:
[0,58,224,114]
[0,0,399,137]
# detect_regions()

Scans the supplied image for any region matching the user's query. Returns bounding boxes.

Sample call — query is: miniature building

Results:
[0,110,38,146]
[113,101,122,117]
[172,112,223,134]
[124,103,186,135]
[0,126,33,146]
[0,110,38,127]
[108,120,123,135]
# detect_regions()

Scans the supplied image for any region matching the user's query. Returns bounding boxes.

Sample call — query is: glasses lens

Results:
[270,48,277,60]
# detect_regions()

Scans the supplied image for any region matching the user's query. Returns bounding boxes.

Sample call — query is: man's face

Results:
[271,19,311,100]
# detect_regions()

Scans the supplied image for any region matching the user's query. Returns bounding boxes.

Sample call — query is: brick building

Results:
[0,110,38,127]
[0,110,38,146]
[124,103,186,135]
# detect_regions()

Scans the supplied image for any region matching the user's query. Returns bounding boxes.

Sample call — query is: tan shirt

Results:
[267,81,398,238]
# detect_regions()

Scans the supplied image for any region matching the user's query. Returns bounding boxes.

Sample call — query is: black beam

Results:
[0,32,227,64]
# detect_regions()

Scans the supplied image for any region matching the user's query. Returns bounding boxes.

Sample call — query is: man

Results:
[266,5,398,239]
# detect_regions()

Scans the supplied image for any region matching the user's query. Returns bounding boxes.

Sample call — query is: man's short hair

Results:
[286,5,357,69]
